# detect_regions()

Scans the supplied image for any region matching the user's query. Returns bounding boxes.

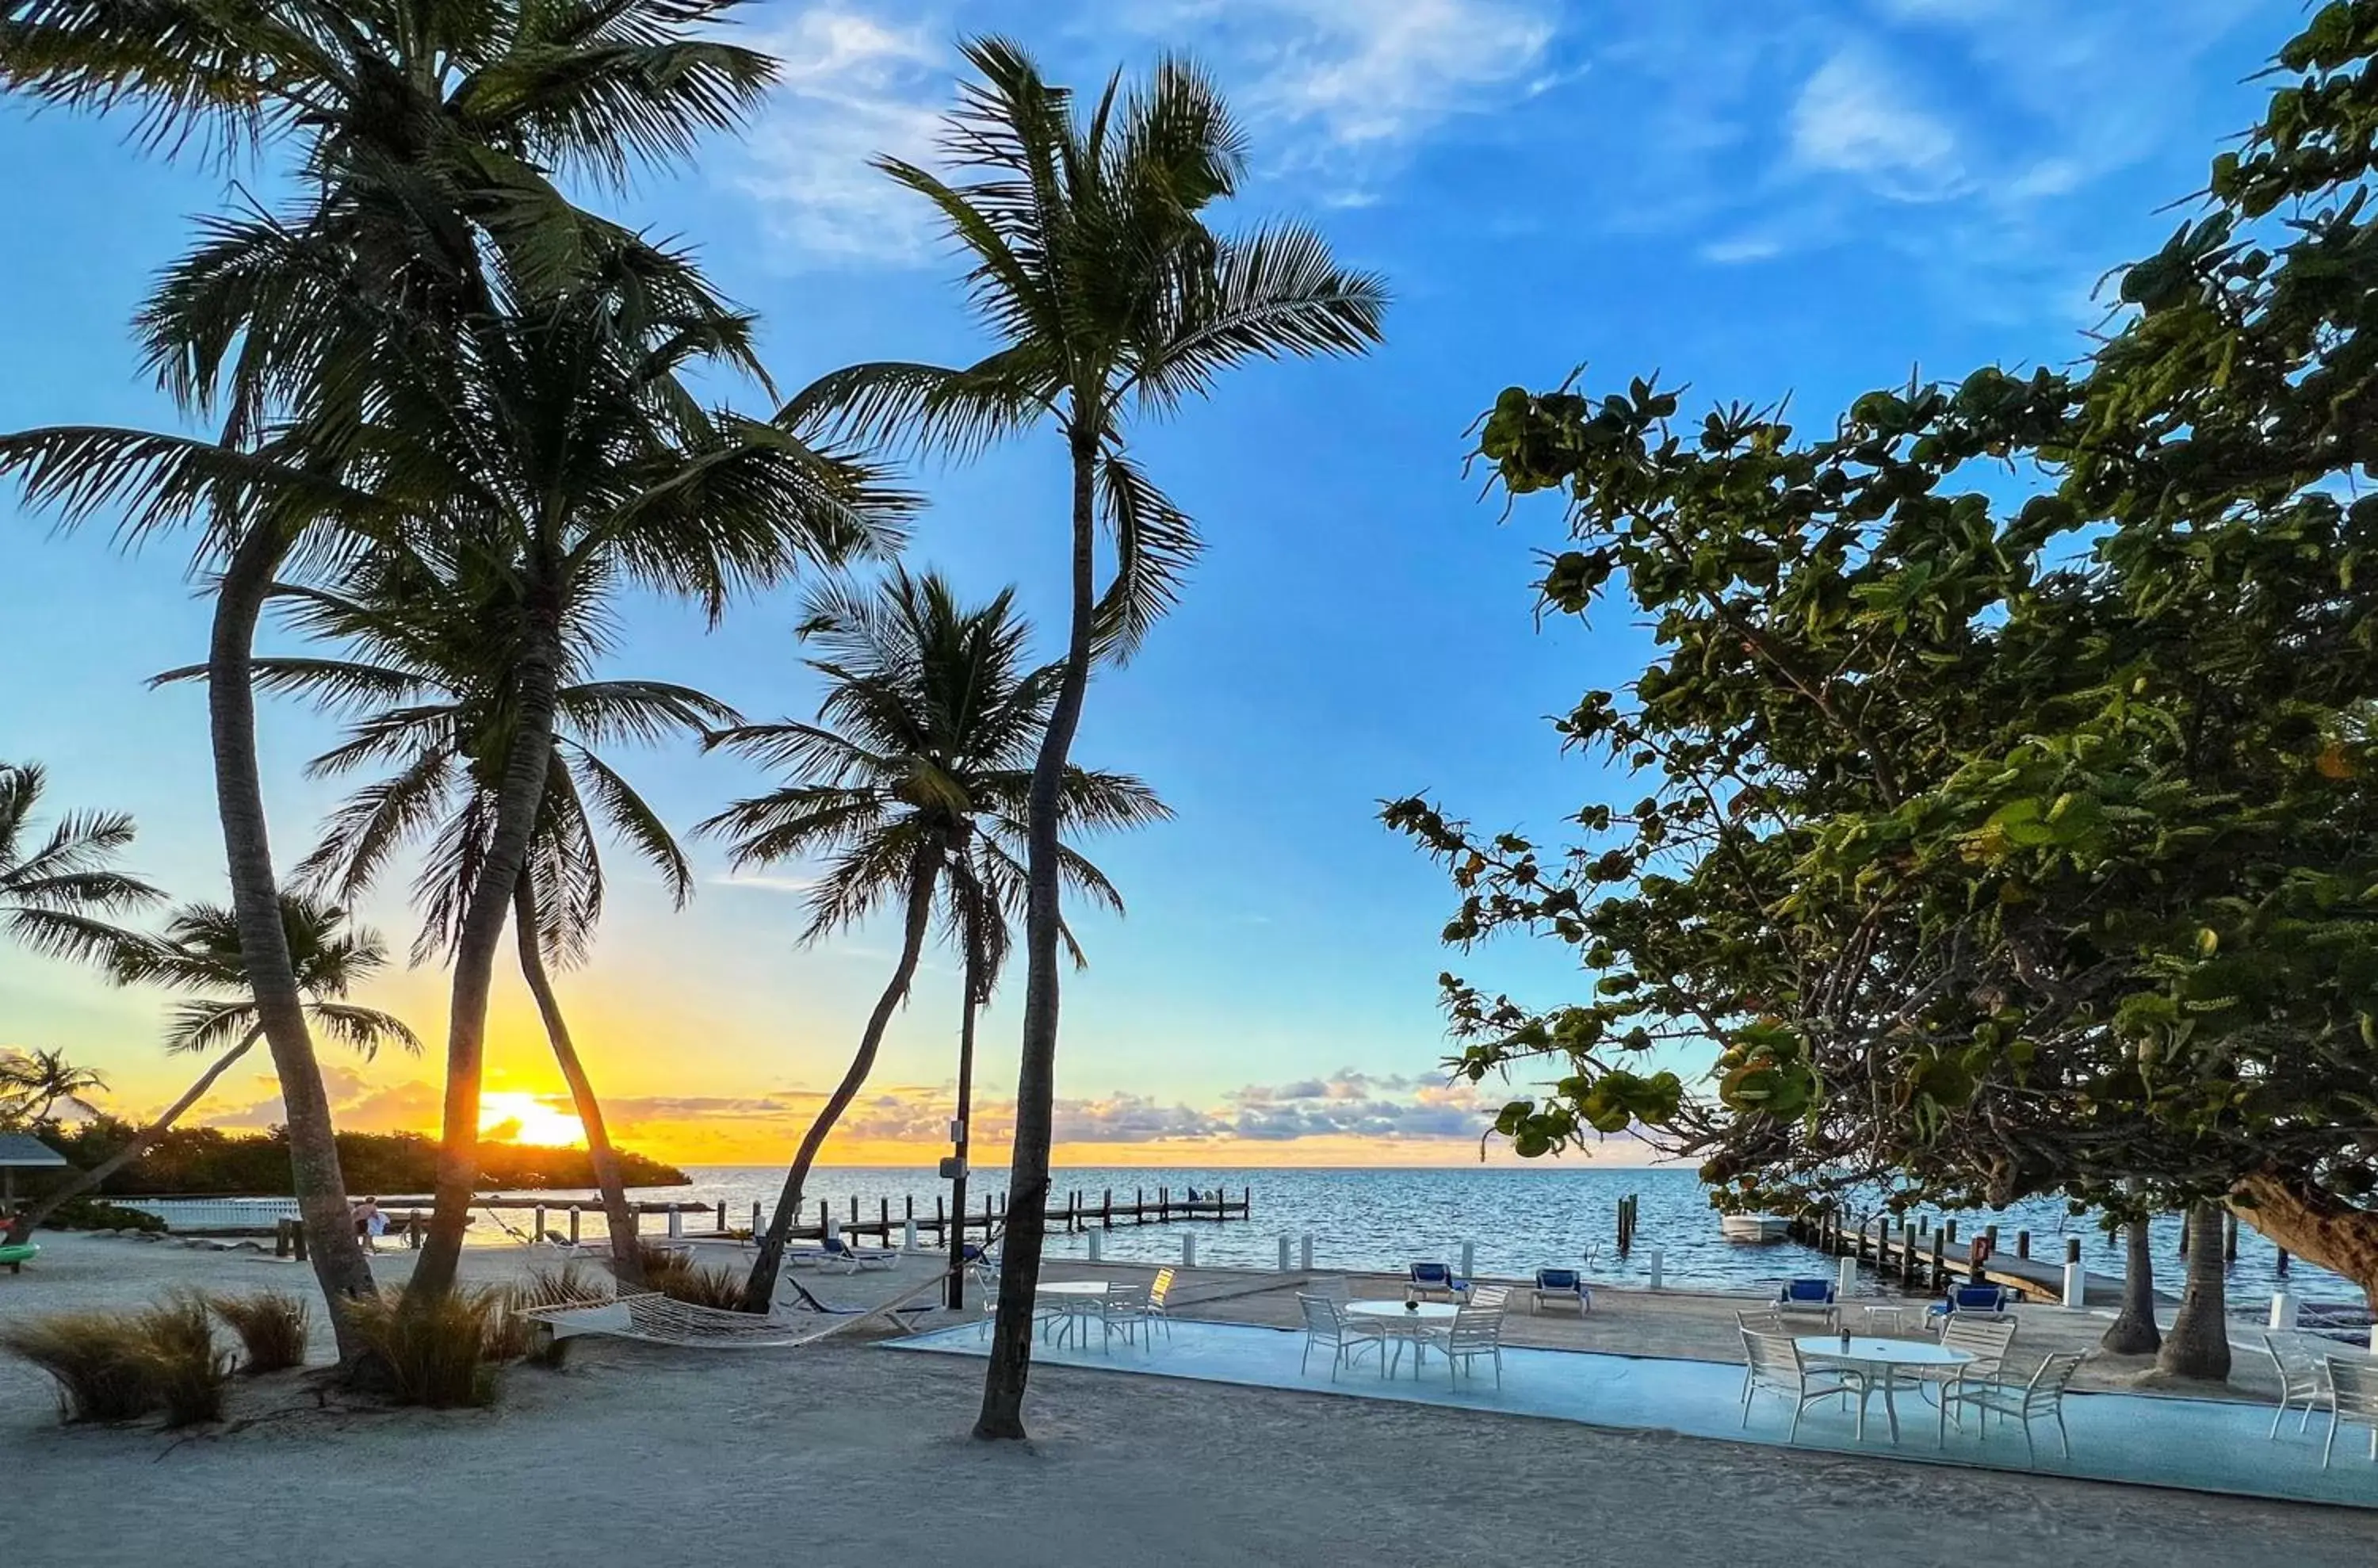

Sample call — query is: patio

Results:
[888,1316,2378,1510]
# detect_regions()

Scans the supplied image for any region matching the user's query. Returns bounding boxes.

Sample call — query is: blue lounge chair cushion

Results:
[1778,1278,1836,1305]
[1536,1268,1581,1291]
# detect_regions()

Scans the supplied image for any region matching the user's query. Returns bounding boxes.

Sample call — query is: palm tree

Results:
[788,40,1385,1436]
[2159,1203,2232,1380]
[0,0,786,1336]
[701,566,1167,1313]
[4,895,416,1244]
[0,1048,108,1130]
[0,762,162,966]
[178,543,744,1287]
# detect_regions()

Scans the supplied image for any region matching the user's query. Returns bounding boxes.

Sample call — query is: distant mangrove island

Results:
[30,1121,689,1198]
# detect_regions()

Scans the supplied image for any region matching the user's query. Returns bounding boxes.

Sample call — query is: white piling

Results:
[1460,1240,1476,1280]
[1088,1230,1103,1263]
[1279,1236,1293,1272]
[1183,1233,1197,1268]
[2061,1260,2085,1309]
[533,1204,545,1240]
[826,1215,842,1245]
[1837,1255,1859,1300]
[1647,1249,1665,1291]
[666,1207,682,1240]
[2270,1291,2300,1330]
[904,1218,918,1252]
[1300,1233,1315,1272]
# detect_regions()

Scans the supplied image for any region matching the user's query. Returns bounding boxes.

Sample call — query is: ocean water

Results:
[486,1164,2365,1309]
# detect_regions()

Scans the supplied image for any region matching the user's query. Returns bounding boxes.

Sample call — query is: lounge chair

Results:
[1296,1293,1386,1381]
[1408,1260,1466,1302]
[2264,1333,2327,1440]
[1740,1329,1860,1441]
[1937,1352,2083,1465]
[2324,1356,2378,1469]
[1424,1302,1508,1388]
[817,1236,897,1273]
[1928,1283,2014,1323]
[0,1242,36,1275]
[1531,1267,1592,1314]
[1774,1277,1838,1328]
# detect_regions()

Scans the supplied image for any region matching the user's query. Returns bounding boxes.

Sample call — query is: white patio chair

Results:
[2264,1333,2328,1440]
[1936,1351,2083,1465]
[1297,1292,1385,1382]
[1096,1282,1151,1351]
[2322,1356,2378,1469]
[1917,1314,2017,1401]
[1466,1284,1511,1313]
[1740,1329,1860,1442]
[1427,1303,1508,1389]
[1308,1275,1352,1302]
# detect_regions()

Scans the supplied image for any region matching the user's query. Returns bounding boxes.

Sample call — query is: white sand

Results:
[2,1232,2368,1568]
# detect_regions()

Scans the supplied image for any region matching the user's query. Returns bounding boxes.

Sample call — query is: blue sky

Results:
[0,0,2277,1165]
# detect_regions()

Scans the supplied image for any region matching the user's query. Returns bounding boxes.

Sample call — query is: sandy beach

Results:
[1,1232,2365,1568]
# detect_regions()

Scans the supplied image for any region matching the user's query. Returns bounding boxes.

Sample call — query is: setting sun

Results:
[477,1091,586,1149]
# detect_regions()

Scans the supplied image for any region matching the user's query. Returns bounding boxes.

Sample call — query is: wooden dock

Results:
[1786,1211,2127,1306]
[247,1186,1255,1250]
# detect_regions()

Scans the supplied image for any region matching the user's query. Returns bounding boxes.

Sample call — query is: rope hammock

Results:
[517,1257,962,1351]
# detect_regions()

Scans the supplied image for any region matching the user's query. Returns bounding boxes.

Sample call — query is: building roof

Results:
[0,1132,67,1168]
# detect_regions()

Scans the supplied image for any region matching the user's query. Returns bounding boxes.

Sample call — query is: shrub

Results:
[137,1295,231,1426]
[0,1295,230,1425]
[209,1290,311,1375]
[342,1289,503,1409]
[40,1196,165,1233]
[644,1248,746,1311]
[0,1310,158,1422]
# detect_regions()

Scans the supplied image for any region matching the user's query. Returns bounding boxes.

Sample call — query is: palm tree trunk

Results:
[514,877,643,1289]
[2157,1202,2232,1381]
[210,525,377,1345]
[946,935,982,1311]
[409,610,566,1303]
[2229,1169,2378,1302]
[977,431,1099,1440]
[740,851,942,1314]
[2102,1210,2162,1356]
[6,1027,264,1244]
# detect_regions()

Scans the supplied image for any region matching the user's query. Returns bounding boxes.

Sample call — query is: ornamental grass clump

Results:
[138,1294,232,1427]
[343,1288,503,1408]
[0,1310,157,1422]
[208,1289,311,1374]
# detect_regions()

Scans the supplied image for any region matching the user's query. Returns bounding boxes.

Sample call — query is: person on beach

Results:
[351,1196,386,1252]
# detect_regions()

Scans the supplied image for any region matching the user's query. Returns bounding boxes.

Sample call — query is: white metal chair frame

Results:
[1936,1352,2083,1466]
[1739,1329,1860,1442]
[1296,1293,1386,1381]
[1466,1284,1512,1313]
[2263,1333,2326,1440]
[2322,1356,2378,1469]
[1425,1304,1508,1389]
[1093,1282,1151,1351]
[1917,1315,2017,1403]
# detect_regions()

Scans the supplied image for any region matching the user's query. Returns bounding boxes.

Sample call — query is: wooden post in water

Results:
[1159,1185,1169,1222]
[2223,1210,2239,1263]
[1930,1231,1946,1289]
[1902,1221,1920,1284]
[2016,1230,2030,1260]
[715,1200,727,1233]
[879,1197,891,1242]
[1944,1218,1958,1245]
[1135,1187,1145,1224]
[2278,1248,2292,1275]
[1103,1188,1114,1227]
[935,1195,946,1240]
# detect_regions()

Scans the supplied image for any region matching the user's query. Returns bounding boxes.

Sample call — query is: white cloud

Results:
[1214,0,1559,149]
[733,6,946,266]
[1699,234,1784,265]
[1788,48,1967,202]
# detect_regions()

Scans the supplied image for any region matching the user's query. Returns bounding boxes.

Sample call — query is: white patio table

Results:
[1348,1300,1459,1379]
[1795,1335,1975,1442]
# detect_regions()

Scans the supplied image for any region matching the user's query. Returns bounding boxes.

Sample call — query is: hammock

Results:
[518,1264,952,1352]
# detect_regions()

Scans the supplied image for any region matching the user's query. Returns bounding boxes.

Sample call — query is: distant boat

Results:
[1721,1213,1791,1243]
